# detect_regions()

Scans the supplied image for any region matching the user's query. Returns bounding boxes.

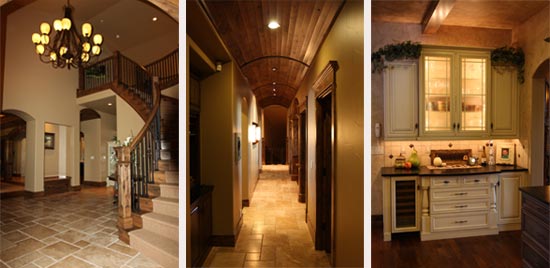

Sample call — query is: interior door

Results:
[315,92,333,255]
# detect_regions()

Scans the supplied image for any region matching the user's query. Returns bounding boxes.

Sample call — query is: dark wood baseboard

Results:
[291,174,298,181]
[24,191,45,198]
[242,199,250,207]
[71,186,82,191]
[0,190,25,199]
[298,193,305,203]
[82,181,107,187]
[210,235,236,247]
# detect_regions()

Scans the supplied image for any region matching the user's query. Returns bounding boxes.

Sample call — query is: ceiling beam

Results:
[422,0,456,34]
[188,36,216,73]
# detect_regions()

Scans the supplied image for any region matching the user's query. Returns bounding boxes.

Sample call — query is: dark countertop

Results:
[381,165,528,177]
[519,186,550,205]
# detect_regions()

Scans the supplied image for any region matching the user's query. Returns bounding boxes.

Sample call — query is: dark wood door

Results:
[315,93,333,254]
[298,111,306,203]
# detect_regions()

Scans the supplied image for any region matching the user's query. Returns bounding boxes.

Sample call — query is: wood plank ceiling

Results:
[202,0,344,108]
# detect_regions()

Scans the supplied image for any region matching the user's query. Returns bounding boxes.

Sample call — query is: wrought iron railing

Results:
[145,48,178,90]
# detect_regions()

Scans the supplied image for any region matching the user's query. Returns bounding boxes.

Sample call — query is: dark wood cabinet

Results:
[520,186,549,268]
[190,185,213,267]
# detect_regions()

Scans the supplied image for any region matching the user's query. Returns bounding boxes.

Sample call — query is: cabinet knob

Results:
[453,123,456,130]
[491,123,494,130]
[457,123,460,130]
[474,179,480,183]
[444,180,450,184]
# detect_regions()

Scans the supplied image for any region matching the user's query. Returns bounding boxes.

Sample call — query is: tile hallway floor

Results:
[0,186,163,268]
[203,165,331,267]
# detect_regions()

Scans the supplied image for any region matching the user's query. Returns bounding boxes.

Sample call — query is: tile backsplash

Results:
[381,139,527,168]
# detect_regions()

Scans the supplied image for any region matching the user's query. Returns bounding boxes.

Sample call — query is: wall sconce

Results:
[251,122,261,144]
[215,61,223,72]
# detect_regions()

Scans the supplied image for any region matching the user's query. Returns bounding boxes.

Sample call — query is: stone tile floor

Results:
[203,165,331,267]
[0,186,162,268]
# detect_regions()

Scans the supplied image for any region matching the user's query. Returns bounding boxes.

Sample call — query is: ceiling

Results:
[372,0,549,30]
[200,0,345,108]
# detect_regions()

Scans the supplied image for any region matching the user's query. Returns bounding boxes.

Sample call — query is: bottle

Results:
[488,141,495,166]
[481,146,487,166]
[408,148,421,168]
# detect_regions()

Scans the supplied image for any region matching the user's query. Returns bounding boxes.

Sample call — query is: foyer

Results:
[203,165,331,267]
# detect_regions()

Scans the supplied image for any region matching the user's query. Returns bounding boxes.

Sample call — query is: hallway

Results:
[0,187,161,268]
[203,165,330,267]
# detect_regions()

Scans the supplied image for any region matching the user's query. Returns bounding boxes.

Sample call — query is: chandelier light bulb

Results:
[59,46,68,56]
[36,45,45,55]
[92,45,101,55]
[81,53,90,62]
[82,23,92,37]
[82,42,91,53]
[53,20,62,31]
[93,34,103,45]
[61,18,71,30]
[50,52,57,61]
[40,35,49,45]
[40,22,50,35]
[31,33,41,44]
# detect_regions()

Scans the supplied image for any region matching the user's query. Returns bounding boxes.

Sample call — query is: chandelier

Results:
[31,0,103,69]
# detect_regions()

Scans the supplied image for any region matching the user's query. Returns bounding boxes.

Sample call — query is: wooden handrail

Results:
[130,77,160,150]
[145,48,178,68]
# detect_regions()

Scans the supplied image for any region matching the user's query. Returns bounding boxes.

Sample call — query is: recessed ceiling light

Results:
[152,17,158,22]
[273,93,277,96]
[116,34,120,39]
[272,82,276,85]
[272,67,277,71]
[273,88,276,92]
[107,102,113,106]
[268,21,280,29]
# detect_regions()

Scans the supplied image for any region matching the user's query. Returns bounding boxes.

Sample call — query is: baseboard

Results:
[71,186,82,191]
[24,191,45,198]
[82,181,107,187]
[242,199,250,207]
[306,214,315,242]
[210,235,236,247]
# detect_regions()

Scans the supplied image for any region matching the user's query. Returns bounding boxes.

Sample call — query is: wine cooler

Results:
[391,177,420,232]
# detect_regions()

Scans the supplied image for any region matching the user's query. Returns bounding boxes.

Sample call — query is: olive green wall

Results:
[295,0,364,266]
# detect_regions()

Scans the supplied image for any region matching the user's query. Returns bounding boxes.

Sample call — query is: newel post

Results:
[116,146,133,230]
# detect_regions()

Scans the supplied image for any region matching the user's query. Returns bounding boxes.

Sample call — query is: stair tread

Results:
[142,212,178,227]
[130,229,178,257]
[154,196,179,203]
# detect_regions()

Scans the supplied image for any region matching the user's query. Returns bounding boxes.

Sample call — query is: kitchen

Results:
[370,1,549,267]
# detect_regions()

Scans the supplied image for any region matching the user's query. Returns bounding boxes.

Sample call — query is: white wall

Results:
[99,111,117,183]
[116,96,145,143]
[81,119,102,182]
[4,6,81,190]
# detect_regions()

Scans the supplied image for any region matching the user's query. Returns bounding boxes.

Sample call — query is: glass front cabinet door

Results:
[420,48,491,138]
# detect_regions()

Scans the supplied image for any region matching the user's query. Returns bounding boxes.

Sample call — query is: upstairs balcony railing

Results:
[145,48,178,90]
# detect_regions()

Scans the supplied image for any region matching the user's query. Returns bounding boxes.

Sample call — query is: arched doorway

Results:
[0,112,26,195]
[534,59,550,186]
[263,105,288,165]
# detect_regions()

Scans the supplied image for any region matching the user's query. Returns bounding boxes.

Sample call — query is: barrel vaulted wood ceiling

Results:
[202,0,345,108]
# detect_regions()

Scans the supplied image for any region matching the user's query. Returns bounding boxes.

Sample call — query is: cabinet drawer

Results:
[432,212,489,232]
[431,199,490,214]
[462,176,489,186]
[431,177,460,188]
[431,187,490,201]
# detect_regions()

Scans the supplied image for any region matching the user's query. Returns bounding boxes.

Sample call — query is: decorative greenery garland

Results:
[490,46,525,84]
[371,41,421,73]
[372,42,525,84]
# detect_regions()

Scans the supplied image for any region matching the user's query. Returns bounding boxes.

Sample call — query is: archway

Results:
[263,105,288,165]
[533,59,550,186]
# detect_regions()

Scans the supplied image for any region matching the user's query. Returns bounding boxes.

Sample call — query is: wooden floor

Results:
[371,218,523,268]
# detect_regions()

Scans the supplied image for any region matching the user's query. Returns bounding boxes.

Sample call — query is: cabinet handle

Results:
[491,123,494,130]
[452,123,456,130]
[191,206,199,215]
[454,220,468,224]
[444,180,450,184]
[455,204,468,208]
[415,123,418,129]
[457,123,460,130]
[454,192,468,196]
[474,179,480,183]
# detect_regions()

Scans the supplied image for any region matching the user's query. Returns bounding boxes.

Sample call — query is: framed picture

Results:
[235,133,241,162]
[45,132,55,150]
[497,143,514,165]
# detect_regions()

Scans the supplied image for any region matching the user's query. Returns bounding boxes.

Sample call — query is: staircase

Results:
[78,49,179,268]
[129,96,179,268]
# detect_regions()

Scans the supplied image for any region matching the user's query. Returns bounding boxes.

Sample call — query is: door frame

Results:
[313,61,338,263]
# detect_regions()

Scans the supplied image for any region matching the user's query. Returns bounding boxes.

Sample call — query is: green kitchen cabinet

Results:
[491,66,519,137]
